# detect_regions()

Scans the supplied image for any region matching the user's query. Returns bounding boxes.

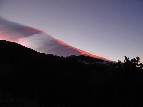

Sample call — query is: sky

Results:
[0,0,143,62]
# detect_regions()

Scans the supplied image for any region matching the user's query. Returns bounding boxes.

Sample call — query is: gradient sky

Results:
[0,0,143,62]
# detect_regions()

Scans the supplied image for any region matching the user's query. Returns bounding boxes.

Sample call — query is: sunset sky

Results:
[0,0,143,62]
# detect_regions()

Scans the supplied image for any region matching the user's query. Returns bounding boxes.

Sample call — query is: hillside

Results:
[0,40,143,107]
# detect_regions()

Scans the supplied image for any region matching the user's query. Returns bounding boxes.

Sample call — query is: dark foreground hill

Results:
[0,40,143,107]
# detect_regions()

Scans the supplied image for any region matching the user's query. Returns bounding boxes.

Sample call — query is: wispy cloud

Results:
[0,17,81,56]
[0,17,106,60]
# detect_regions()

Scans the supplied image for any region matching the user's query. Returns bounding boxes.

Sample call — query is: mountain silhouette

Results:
[0,40,107,107]
[0,40,105,63]
[0,40,40,62]
[0,17,109,61]
[0,40,143,107]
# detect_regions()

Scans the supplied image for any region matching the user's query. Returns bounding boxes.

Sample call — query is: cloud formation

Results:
[0,17,82,56]
[0,17,108,61]
[0,17,44,44]
[0,17,41,36]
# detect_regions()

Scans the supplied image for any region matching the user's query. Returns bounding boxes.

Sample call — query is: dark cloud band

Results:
[0,17,42,38]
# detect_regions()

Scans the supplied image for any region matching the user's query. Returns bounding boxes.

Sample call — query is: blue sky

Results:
[0,0,143,62]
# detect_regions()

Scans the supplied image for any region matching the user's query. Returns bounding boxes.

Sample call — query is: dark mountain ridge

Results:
[0,40,106,63]
[0,40,40,62]
[0,40,143,107]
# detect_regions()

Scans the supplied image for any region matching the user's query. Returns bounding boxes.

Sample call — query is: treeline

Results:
[0,40,143,107]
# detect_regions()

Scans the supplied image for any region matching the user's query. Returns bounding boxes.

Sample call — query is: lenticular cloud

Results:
[0,17,109,61]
